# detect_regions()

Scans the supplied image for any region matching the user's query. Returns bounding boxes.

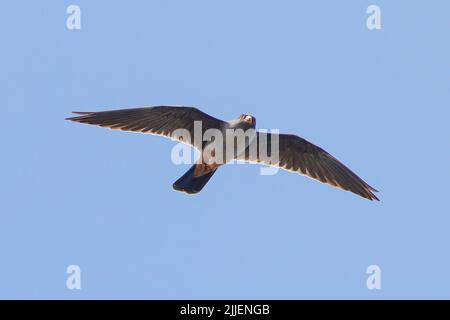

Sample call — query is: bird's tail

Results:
[173,164,217,194]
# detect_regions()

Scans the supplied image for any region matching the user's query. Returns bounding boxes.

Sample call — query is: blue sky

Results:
[0,0,449,299]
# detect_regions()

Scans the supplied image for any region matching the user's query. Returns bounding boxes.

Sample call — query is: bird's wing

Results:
[66,106,226,149]
[236,132,379,201]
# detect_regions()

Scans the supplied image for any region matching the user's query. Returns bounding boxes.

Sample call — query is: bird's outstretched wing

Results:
[237,132,379,201]
[66,106,226,149]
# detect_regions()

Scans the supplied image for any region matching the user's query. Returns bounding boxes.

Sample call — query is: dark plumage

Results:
[67,106,379,201]
[236,132,379,200]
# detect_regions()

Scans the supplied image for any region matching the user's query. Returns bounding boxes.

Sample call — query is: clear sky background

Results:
[1,1,449,299]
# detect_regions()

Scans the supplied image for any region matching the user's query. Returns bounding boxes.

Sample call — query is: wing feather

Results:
[237,132,379,201]
[66,106,226,149]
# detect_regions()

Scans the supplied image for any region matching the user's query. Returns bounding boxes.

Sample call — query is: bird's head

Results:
[239,114,256,127]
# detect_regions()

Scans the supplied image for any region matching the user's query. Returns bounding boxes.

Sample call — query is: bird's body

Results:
[67,106,379,201]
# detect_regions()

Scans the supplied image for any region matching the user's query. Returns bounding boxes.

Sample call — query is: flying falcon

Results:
[66,106,379,201]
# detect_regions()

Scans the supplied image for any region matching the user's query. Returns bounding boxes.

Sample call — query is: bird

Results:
[66,106,379,201]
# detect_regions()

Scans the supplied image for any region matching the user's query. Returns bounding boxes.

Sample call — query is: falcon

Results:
[66,106,379,201]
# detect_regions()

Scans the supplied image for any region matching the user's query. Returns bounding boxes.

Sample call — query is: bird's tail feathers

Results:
[173,164,217,194]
